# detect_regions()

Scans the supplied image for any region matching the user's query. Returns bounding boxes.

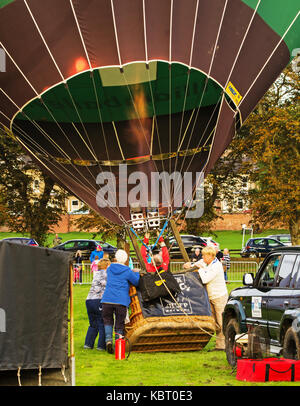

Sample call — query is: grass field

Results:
[73,283,299,387]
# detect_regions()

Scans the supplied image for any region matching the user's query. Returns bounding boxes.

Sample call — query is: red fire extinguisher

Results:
[115,336,130,360]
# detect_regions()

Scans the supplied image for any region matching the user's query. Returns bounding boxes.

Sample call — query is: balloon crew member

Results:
[184,246,228,350]
[101,250,140,354]
[84,258,111,350]
[141,231,169,273]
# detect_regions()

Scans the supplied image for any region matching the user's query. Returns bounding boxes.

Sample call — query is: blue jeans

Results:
[84,299,105,349]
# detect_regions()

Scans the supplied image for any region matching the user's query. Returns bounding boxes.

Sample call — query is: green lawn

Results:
[73,283,299,387]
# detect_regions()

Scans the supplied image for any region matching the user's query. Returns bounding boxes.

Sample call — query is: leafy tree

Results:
[236,65,300,244]
[0,128,69,246]
[184,148,246,237]
[185,64,299,245]
[72,206,123,245]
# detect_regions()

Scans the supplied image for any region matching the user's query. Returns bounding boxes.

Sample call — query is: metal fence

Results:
[72,260,259,284]
[225,261,259,282]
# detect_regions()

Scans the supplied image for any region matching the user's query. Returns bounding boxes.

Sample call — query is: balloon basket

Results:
[125,286,215,353]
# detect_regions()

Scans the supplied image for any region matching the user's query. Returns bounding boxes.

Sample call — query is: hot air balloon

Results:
[1,0,299,357]
[0,0,299,228]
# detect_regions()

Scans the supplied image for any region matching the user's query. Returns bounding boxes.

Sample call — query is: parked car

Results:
[223,246,300,366]
[241,237,285,258]
[267,234,292,246]
[201,237,218,248]
[1,237,39,246]
[168,235,209,259]
[52,239,117,260]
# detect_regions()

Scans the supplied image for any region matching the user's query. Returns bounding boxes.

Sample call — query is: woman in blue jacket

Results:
[101,249,140,354]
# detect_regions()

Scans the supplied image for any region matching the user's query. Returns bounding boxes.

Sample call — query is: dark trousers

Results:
[84,299,105,349]
[102,303,127,342]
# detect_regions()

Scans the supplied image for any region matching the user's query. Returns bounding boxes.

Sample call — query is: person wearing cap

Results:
[101,249,140,354]
[141,231,169,273]
[89,244,104,263]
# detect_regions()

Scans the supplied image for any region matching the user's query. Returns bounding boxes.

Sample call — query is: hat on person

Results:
[115,249,128,264]
[96,245,102,250]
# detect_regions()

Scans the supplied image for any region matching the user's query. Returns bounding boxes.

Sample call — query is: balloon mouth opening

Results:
[12,60,234,125]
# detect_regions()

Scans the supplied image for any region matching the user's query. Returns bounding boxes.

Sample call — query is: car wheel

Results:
[225,318,240,367]
[282,326,300,360]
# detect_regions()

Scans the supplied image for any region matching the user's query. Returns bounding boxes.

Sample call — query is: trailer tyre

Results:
[225,318,240,367]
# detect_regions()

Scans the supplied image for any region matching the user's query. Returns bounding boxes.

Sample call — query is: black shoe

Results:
[106,341,113,354]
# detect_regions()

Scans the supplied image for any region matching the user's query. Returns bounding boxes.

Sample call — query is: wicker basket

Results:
[125,284,215,353]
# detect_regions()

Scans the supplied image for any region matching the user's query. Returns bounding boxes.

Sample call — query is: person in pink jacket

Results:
[91,255,100,273]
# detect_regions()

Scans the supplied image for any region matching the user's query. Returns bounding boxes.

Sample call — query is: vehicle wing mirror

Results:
[243,273,254,286]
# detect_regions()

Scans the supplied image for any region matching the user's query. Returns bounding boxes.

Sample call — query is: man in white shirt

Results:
[184,246,228,350]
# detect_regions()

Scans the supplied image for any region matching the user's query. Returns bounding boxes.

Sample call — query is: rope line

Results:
[171,0,229,206]
[237,10,300,112]
[1,115,99,201]
[173,5,299,222]
[173,0,199,177]
[170,0,261,221]
[69,0,120,208]
[23,0,119,212]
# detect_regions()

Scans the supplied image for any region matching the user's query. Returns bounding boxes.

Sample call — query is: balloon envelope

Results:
[0,0,299,224]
